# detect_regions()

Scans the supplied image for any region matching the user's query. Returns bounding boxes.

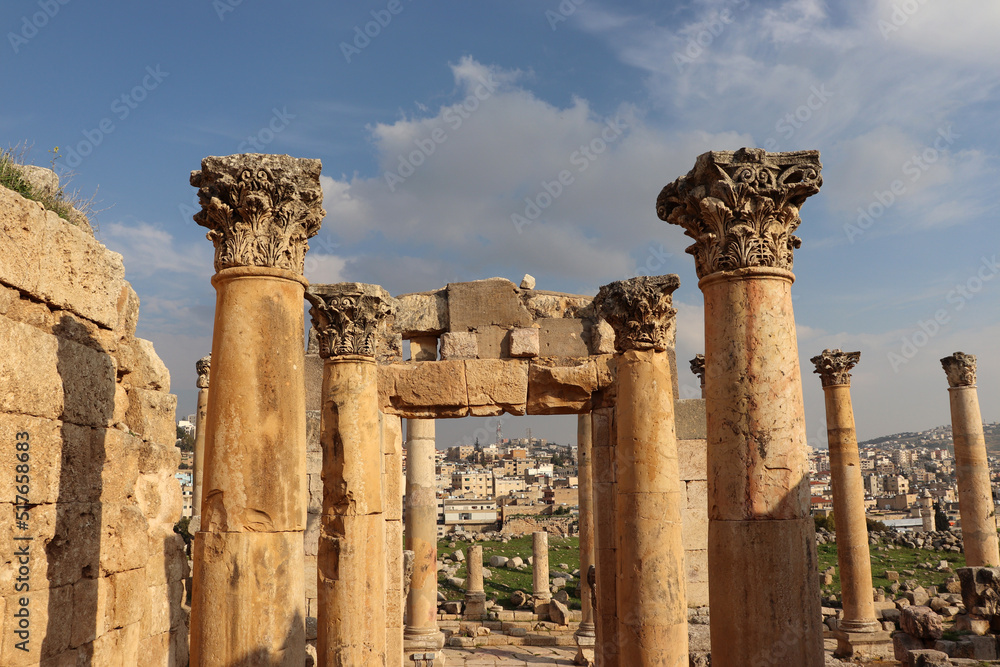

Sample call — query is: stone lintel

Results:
[942,351,977,387]
[191,153,325,274]
[657,147,822,279]
[811,348,861,388]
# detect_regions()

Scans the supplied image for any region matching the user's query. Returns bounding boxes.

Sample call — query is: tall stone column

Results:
[191,354,210,532]
[595,275,688,667]
[658,148,824,667]
[532,531,551,617]
[464,544,486,618]
[307,283,396,666]
[189,154,324,666]
[404,336,446,656]
[811,350,890,659]
[591,407,619,667]
[942,352,1000,566]
[575,414,597,665]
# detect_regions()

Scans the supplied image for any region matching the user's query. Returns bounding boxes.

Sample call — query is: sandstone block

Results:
[509,328,539,358]
[440,331,478,360]
[394,289,447,337]
[0,187,126,329]
[465,359,528,415]
[379,361,469,418]
[675,399,707,441]
[901,606,943,640]
[304,354,325,412]
[124,388,177,446]
[526,358,598,415]
[119,338,170,392]
[447,279,532,331]
[1,584,74,665]
[537,318,588,357]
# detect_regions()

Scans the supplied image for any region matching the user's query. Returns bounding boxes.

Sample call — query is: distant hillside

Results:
[859,423,1000,454]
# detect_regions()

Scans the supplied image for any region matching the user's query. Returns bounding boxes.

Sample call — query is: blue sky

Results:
[4,0,1000,449]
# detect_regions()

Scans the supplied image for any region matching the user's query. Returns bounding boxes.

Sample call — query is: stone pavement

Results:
[441,646,577,665]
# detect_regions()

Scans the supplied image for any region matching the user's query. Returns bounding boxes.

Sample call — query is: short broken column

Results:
[659,148,825,667]
[595,274,688,667]
[464,544,487,618]
[532,531,551,617]
[811,350,890,658]
[942,352,1000,567]
[404,336,446,656]
[191,354,210,531]
[307,282,397,666]
[574,414,597,664]
[189,154,324,666]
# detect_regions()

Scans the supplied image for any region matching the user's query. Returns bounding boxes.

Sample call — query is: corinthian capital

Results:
[941,351,977,387]
[195,354,211,389]
[810,349,860,388]
[593,275,679,353]
[656,148,822,279]
[690,354,706,388]
[306,283,397,359]
[191,153,325,274]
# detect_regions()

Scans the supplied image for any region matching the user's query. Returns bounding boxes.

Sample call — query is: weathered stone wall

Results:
[0,184,188,665]
[677,399,709,607]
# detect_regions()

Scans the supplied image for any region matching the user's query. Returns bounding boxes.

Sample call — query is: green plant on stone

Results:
[0,143,99,229]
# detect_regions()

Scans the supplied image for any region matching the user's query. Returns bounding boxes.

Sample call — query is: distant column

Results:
[464,544,487,618]
[532,531,551,617]
[191,354,210,532]
[308,282,397,666]
[574,414,597,665]
[189,154,324,667]
[812,350,890,659]
[659,148,824,667]
[404,336,446,655]
[591,407,619,667]
[595,275,688,667]
[942,352,1000,566]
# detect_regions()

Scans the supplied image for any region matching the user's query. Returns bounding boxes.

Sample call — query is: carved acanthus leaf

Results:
[593,275,679,353]
[810,349,860,388]
[941,351,977,387]
[195,354,211,389]
[656,148,822,279]
[306,283,397,359]
[191,153,325,274]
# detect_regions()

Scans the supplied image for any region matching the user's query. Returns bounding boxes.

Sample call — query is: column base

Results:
[406,650,447,667]
[463,592,487,619]
[403,630,445,652]
[574,633,596,666]
[534,596,552,620]
[834,628,894,660]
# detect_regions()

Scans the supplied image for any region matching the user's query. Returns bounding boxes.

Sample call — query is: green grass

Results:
[0,145,96,228]
[437,535,582,610]
[817,542,966,596]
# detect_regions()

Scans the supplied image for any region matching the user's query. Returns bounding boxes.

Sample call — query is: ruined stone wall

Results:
[677,399,709,607]
[0,184,188,665]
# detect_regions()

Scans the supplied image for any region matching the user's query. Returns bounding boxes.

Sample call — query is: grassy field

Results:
[437,535,582,609]
[817,543,966,595]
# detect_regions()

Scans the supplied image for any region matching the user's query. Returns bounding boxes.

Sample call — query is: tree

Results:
[934,502,950,531]
[176,425,195,452]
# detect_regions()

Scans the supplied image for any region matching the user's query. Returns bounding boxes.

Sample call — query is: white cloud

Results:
[102,220,213,280]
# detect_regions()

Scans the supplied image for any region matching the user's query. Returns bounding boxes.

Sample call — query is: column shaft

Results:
[576,414,597,636]
[824,384,879,631]
[192,386,208,522]
[950,386,1000,566]
[591,407,619,667]
[318,358,386,665]
[464,544,486,618]
[615,349,687,667]
[190,269,307,667]
[533,531,551,617]
[703,271,822,667]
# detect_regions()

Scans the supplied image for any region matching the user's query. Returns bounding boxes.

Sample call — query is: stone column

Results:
[575,414,597,665]
[189,154,324,667]
[191,354,210,532]
[812,350,890,658]
[690,354,705,398]
[464,544,487,618]
[307,282,397,666]
[595,275,688,667]
[591,407,619,667]
[404,336,447,656]
[658,148,824,667]
[532,531,551,617]
[942,352,1000,566]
